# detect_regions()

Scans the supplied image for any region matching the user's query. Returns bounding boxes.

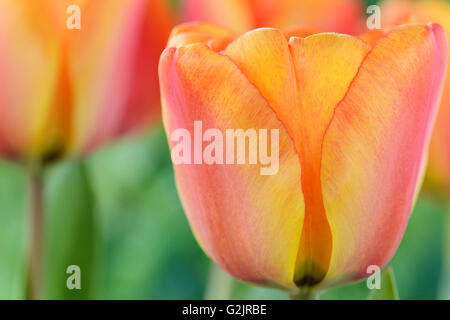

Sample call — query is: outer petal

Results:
[159,44,305,288]
[66,0,150,154]
[380,0,450,192]
[167,22,236,51]
[427,5,450,192]
[0,0,59,157]
[321,24,448,284]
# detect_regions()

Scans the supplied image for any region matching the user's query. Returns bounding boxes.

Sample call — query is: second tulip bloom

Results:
[0,0,173,161]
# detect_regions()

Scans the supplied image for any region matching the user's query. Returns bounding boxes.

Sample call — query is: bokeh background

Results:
[0,0,449,300]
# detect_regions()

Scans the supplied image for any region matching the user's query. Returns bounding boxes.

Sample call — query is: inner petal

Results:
[288,34,370,286]
[223,28,371,286]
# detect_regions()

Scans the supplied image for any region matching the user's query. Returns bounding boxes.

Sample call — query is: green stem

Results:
[438,201,450,299]
[25,167,44,300]
[290,289,320,300]
[204,262,234,300]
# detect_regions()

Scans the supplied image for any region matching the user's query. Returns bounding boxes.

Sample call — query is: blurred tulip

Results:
[159,22,448,292]
[380,0,450,195]
[181,0,363,34]
[0,0,173,161]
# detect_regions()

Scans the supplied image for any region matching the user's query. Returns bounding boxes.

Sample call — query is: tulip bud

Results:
[159,22,448,290]
[0,0,172,161]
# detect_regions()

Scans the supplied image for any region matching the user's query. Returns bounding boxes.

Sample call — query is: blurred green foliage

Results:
[0,126,448,299]
[367,268,399,300]
[365,0,380,8]
[45,160,98,299]
[0,161,25,299]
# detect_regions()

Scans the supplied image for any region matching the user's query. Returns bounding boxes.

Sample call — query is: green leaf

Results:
[45,159,98,299]
[0,160,26,299]
[438,204,450,299]
[367,267,399,300]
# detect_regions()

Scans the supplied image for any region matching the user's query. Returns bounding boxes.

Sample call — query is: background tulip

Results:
[0,0,173,162]
[159,22,448,295]
[181,0,363,34]
[0,0,174,299]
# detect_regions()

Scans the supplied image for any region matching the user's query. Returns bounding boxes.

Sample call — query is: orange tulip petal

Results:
[67,0,149,153]
[224,28,298,139]
[380,0,450,192]
[167,22,237,52]
[0,0,59,156]
[321,24,448,283]
[159,44,305,288]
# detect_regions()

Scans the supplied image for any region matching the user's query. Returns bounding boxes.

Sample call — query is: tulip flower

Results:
[379,0,450,300]
[181,0,363,34]
[0,0,173,299]
[0,0,173,162]
[379,0,450,194]
[159,22,448,295]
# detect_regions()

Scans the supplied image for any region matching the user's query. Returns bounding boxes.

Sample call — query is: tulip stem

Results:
[290,289,320,300]
[25,165,44,300]
[204,262,234,300]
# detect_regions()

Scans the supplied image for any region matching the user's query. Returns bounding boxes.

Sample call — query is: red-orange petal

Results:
[321,24,448,284]
[159,43,305,288]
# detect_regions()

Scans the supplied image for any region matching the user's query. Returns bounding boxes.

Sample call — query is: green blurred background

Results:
[0,0,449,299]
